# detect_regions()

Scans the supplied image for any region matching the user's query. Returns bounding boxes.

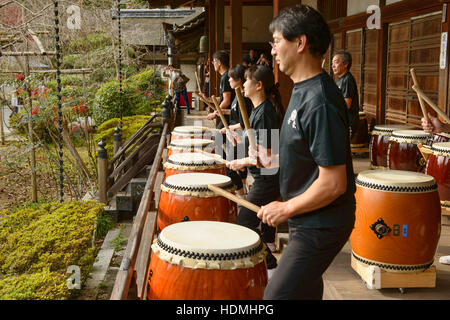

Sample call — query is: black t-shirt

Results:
[336,72,359,127]
[280,72,356,228]
[230,95,253,128]
[218,71,235,127]
[247,99,279,178]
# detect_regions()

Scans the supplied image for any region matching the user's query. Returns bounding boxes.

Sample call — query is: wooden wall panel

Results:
[385,12,442,125]
[363,29,379,120]
[345,29,362,106]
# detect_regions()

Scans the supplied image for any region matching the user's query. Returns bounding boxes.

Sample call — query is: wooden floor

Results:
[176,108,450,300]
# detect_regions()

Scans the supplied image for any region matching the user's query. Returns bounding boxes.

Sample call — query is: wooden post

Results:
[439,3,450,117]
[208,1,217,98]
[98,140,108,204]
[0,102,4,145]
[113,127,122,157]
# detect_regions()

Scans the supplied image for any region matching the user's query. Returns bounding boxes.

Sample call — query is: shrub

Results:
[92,69,165,126]
[0,200,104,300]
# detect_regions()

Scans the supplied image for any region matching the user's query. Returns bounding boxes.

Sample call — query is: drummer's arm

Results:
[257,165,347,225]
[344,98,352,110]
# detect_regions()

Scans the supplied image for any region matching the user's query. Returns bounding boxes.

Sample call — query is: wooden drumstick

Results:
[211,95,236,147]
[195,71,202,93]
[208,184,260,214]
[410,69,429,122]
[235,87,261,168]
[193,91,216,113]
[197,149,227,165]
[412,85,450,124]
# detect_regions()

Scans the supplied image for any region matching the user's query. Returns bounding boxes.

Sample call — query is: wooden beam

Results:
[0,51,56,56]
[208,1,217,97]
[230,0,243,67]
[439,4,450,116]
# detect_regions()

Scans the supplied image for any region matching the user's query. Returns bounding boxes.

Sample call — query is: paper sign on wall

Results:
[440,32,448,70]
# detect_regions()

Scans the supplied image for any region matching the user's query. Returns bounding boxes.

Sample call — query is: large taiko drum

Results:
[369,124,416,170]
[351,111,369,148]
[425,142,450,211]
[158,173,237,230]
[387,130,430,172]
[147,221,268,300]
[350,170,441,272]
[164,152,226,178]
[167,138,215,158]
[171,125,215,142]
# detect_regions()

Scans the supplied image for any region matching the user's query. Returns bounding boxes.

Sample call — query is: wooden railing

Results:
[96,114,163,202]
[110,120,170,300]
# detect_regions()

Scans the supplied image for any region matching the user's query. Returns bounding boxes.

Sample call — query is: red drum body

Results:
[164,152,226,178]
[425,142,450,210]
[147,221,268,300]
[171,126,215,142]
[369,124,415,170]
[387,130,430,172]
[158,173,237,230]
[351,112,369,148]
[167,138,215,158]
[350,170,441,272]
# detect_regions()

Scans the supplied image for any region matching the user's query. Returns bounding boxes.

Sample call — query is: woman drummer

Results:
[220,64,254,196]
[227,64,284,275]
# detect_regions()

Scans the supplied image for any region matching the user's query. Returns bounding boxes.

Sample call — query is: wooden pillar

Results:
[230,0,243,67]
[208,2,216,97]
[377,0,387,124]
[98,140,108,204]
[215,0,225,96]
[439,3,450,116]
[273,0,298,110]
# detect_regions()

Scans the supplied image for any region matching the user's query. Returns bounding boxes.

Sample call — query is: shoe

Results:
[439,255,450,265]
[267,268,276,280]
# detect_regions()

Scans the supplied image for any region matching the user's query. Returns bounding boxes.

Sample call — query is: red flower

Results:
[32,106,39,115]
[15,73,24,81]
[32,88,39,98]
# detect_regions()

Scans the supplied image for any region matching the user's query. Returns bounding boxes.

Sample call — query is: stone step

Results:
[115,191,133,212]
[103,198,118,224]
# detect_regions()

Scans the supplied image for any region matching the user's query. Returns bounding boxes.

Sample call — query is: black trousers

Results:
[263,223,354,300]
[237,175,280,270]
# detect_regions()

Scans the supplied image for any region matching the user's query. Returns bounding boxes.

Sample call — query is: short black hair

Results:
[333,50,353,71]
[213,50,230,68]
[229,64,246,82]
[269,5,331,57]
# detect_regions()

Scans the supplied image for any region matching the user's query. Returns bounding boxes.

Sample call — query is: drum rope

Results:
[352,252,434,272]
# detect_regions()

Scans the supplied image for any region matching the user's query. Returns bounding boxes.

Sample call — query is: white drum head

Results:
[152,221,266,269]
[389,130,430,144]
[173,126,210,134]
[356,170,437,193]
[161,173,235,196]
[169,138,214,148]
[167,152,218,165]
[431,142,450,156]
[372,124,416,136]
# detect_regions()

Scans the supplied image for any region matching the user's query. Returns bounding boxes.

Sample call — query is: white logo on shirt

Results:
[288,109,297,129]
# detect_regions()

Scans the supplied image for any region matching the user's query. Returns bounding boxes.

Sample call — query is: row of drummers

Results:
[147,125,269,300]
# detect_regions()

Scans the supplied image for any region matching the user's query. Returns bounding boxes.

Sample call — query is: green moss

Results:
[0,200,104,300]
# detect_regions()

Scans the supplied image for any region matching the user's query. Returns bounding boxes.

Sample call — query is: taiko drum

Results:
[387,130,430,172]
[425,142,450,211]
[171,126,215,142]
[167,138,215,158]
[369,124,416,170]
[350,170,441,272]
[427,132,450,146]
[157,173,237,230]
[164,152,226,177]
[147,221,268,300]
[351,111,369,148]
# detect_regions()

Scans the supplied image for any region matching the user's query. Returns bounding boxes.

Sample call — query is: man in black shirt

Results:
[333,51,359,139]
[256,5,356,300]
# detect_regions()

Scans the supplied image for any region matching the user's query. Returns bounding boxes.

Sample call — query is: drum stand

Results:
[351,255,437,294]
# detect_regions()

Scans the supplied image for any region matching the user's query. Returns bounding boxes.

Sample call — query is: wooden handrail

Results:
[110,122,169,300]
[109,114,160,165]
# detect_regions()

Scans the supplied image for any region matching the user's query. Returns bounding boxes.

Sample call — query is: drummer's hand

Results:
[421,113,443,133]
[207,112,217,120]
[227,158,248,171]
[257,201,290,227]
[226,129,242,144]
